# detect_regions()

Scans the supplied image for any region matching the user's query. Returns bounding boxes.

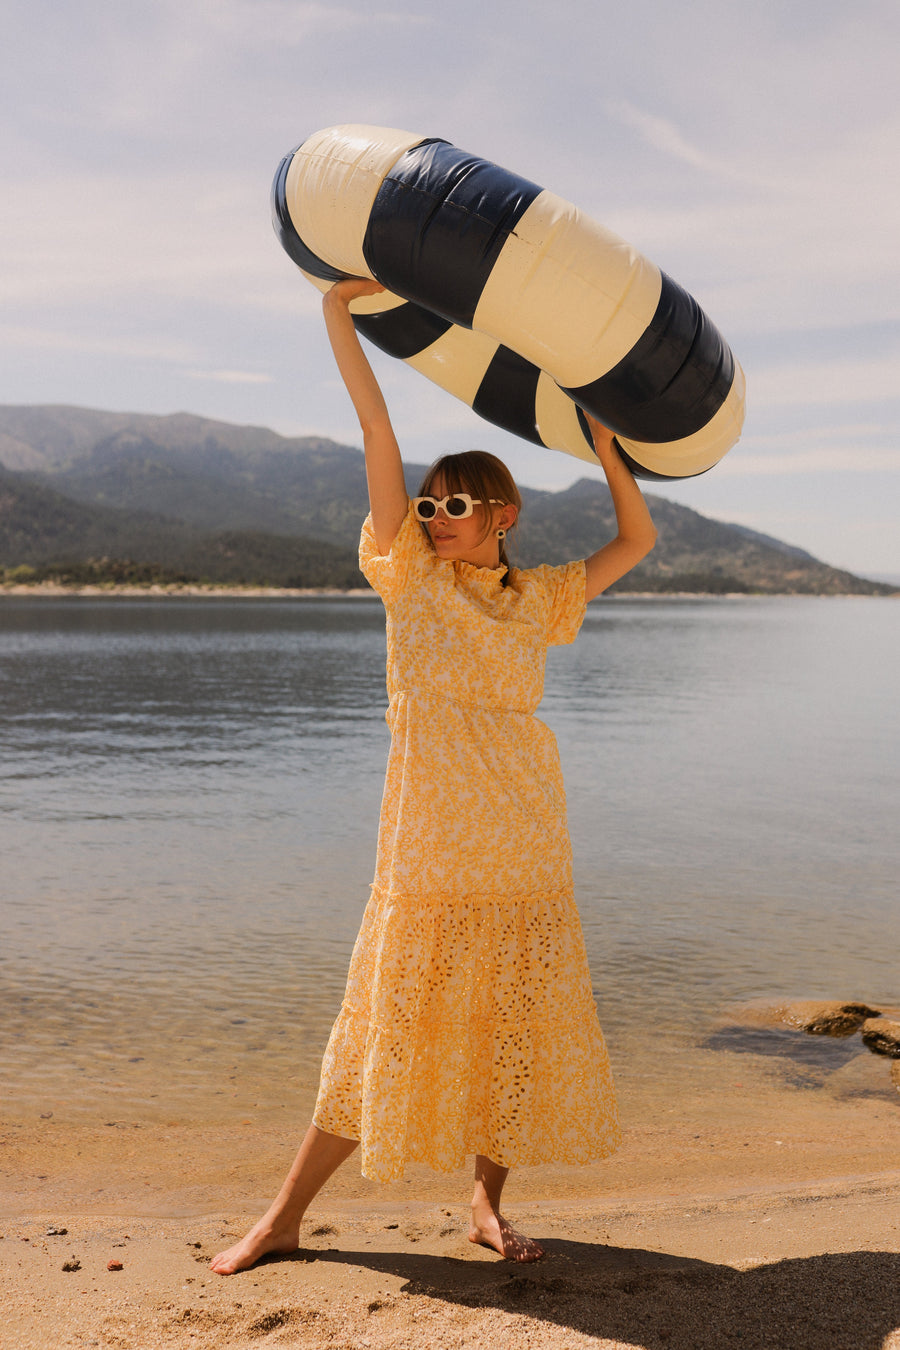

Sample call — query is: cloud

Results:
[0,169,300,314]
[720,447,900,477]
[606,99,770,185]
[184,369,274,384]
[0,323,198,364]
[750,353,900,408]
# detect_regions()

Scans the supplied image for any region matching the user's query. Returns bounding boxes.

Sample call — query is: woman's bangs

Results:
[418,452,519,512]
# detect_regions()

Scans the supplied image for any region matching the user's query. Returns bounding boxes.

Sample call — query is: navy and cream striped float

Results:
[272,124,745,480]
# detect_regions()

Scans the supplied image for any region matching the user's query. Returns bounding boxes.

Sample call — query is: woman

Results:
[212,278,656,1273]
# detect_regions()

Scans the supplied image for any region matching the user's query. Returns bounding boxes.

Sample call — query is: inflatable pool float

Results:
[272,124,745,480]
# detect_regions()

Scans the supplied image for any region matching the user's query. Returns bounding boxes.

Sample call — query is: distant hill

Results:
[0,405,311,471]
[0,403,892,595]
[0,465,364,588]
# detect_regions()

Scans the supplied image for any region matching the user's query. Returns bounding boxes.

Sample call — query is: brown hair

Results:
[417,450,522,576]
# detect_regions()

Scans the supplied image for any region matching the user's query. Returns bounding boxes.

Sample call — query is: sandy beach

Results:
[4,1087,899,1349]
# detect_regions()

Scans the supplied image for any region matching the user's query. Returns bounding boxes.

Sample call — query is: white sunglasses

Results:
[413,493,503,521]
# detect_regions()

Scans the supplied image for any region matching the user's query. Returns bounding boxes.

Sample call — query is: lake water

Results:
[1,594,898,1127]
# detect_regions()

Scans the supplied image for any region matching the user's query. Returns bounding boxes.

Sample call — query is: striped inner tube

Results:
[272,125,745,480]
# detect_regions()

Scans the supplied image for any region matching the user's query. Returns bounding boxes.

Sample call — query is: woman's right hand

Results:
[324,277,386,308]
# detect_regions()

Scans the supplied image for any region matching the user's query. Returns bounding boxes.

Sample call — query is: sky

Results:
[2,0,898,577]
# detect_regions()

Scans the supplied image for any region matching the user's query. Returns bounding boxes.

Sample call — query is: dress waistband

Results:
[389,687,537,717]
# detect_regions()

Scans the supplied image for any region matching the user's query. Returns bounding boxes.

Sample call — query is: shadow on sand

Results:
[275,1237,900,1350]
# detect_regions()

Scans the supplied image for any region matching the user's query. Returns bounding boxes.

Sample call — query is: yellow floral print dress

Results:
[313,503,621,1181]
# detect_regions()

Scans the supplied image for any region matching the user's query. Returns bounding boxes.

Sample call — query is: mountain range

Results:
[0,404,891,595]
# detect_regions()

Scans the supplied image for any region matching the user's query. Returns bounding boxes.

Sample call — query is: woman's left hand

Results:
[581,411,658,601]
[583,411,617,460]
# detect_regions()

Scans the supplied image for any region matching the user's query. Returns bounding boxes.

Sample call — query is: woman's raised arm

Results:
[582,414,658,601]
[322,280,408,554]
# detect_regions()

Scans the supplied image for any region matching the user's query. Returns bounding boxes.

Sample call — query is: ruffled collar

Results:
[452,556,510,598]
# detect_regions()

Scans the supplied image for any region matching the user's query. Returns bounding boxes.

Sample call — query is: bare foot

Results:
[210,1218,300,1275]
[469,1209,544,1263]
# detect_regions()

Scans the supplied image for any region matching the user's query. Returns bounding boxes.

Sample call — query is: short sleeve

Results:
[526,559,587,646]
[359,501,431,606]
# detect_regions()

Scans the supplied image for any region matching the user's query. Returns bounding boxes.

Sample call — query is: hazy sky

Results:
[3,0,898,575]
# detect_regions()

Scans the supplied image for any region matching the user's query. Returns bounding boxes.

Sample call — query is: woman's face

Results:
[421,476,514,568]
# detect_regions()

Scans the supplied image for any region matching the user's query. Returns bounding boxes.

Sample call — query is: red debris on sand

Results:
[107,1259,124,1271]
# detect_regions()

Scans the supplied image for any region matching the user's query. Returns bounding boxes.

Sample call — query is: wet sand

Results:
[3,1087,899,1349]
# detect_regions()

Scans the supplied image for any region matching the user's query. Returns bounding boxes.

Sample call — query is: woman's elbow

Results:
[632,525,657,561]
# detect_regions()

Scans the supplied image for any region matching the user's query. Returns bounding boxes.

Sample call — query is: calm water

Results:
[1,595,898,1122]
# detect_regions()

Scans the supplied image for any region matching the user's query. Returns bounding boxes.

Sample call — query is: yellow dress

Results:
[313,503,620,1181]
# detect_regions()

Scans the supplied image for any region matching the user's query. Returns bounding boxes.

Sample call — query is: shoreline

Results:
[5,1080,899,1215]
[1,582,891,600]
[0,582,380,599]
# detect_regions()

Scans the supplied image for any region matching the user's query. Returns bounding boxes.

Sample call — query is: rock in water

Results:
[861,1018,900,1058]
[725,1000,880,1037]
[800,1003,881,1036]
